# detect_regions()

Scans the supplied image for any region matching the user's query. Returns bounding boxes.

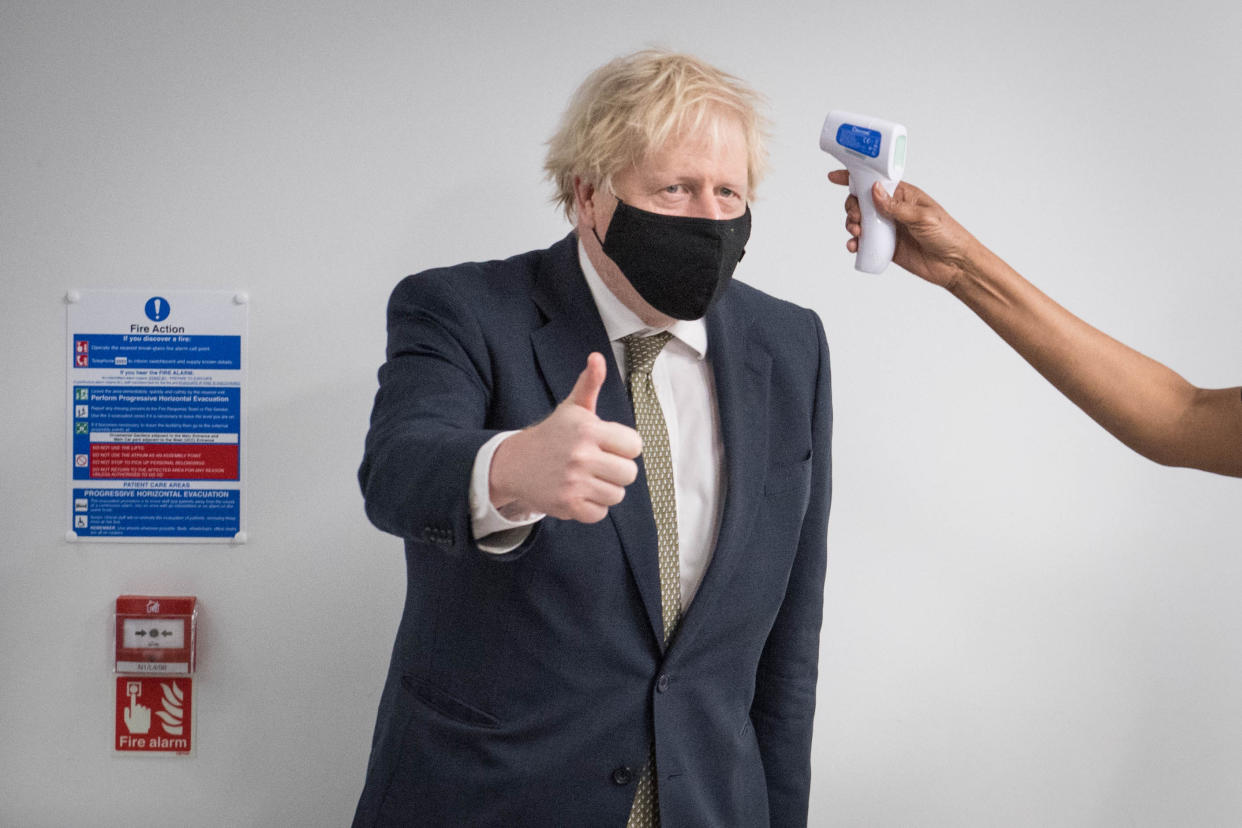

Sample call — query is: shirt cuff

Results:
[469,431,543,554]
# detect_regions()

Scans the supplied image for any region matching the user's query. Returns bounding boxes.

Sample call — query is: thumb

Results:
[872,180,921,226]
[566,352,606,413]
[871,180,899,220]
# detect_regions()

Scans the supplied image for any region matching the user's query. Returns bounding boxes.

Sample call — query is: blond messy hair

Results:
[545,49,769,220]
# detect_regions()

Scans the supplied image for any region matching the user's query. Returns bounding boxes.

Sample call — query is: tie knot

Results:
[622,331,673,378]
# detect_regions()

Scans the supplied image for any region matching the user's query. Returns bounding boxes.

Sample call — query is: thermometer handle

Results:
[850,168,898,274]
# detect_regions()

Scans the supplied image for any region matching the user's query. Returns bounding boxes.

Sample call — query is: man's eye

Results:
[664,185,684,194]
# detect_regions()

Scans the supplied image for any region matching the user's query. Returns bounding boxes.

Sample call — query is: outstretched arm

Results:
[359,274,642,551]
[829,171,1242,477]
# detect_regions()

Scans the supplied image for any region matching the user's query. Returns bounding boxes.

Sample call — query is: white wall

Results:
[2,1,1239,825]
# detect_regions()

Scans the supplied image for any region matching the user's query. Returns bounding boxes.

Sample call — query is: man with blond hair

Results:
[354,49,832,827]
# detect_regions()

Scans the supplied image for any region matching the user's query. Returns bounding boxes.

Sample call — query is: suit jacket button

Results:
[656,673,670,693]
[422,526,453,546]
[612,766,633,786]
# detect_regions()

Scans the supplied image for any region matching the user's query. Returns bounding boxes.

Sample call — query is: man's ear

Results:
[572,177,598,230]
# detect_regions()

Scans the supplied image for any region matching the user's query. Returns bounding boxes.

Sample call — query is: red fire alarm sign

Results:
[115,675,193,754]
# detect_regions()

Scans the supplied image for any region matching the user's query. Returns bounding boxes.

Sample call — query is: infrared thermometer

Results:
[820,111,907,273]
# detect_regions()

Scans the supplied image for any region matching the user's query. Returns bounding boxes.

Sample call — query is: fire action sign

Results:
[66,290,248,542]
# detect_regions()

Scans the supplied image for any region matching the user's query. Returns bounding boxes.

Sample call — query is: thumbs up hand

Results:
[490,353,642,524]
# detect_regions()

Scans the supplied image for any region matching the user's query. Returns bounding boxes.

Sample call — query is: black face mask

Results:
[593,199,751,321]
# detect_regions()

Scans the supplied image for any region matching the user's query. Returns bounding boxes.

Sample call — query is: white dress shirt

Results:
[468,240,725,609]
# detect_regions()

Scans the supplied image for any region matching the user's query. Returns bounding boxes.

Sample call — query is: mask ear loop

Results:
[591,189,624,250]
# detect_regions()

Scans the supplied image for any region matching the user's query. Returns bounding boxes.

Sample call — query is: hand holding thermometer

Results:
[820,111,907,273]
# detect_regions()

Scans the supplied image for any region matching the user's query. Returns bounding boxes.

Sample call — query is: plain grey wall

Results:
[2,1,1239,825]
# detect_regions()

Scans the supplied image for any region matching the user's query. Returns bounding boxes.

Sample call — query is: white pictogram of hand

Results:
[124,698,151,734]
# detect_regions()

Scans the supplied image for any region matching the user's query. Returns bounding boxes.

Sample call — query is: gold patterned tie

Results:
[622,331,680,828]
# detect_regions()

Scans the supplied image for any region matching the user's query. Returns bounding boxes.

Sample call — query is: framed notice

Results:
[66,290,248,543]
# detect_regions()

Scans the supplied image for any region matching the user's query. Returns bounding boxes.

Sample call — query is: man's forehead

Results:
[635,121,748,177]
[657,111,746,153]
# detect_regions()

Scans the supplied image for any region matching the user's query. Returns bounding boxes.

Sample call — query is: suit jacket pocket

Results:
[401,675,499,729]
[762,454,812,496]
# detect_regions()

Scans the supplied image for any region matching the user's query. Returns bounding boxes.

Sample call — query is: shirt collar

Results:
[576,237,708,360]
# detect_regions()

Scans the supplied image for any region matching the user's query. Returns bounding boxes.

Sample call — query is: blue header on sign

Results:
[836,123,883,158]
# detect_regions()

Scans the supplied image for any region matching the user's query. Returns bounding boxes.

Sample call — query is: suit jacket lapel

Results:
[669,287,771,655]
[529,234,666,648]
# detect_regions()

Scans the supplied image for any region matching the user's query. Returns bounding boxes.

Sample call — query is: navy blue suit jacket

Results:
[354,233,832,826]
